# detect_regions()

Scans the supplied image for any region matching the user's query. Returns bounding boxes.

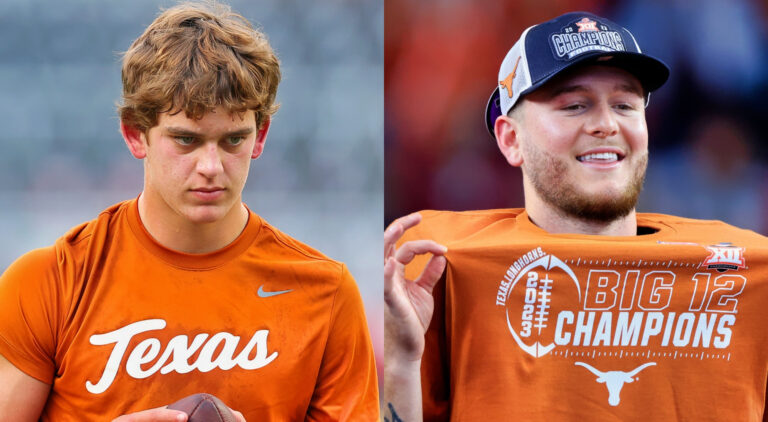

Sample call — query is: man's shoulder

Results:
[638,212,768,245]
[418,208,524,220]
[57,200,133,249]
[254,216,346,275]
[2,245,58,280]
[1,199,133,313]
[4,200,133,278]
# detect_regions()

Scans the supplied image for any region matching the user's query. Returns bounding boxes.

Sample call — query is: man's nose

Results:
[585,103,619,138]
[196,142,224,177]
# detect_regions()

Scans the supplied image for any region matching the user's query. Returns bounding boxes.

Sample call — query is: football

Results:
[167,393,237,422]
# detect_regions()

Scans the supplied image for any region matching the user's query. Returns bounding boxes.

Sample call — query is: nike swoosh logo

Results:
[257,285,293,298]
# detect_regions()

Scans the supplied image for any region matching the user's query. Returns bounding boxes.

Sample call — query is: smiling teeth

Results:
[578,152,618,162]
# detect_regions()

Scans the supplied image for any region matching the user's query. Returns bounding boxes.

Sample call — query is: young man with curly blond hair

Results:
[0,3,379,421]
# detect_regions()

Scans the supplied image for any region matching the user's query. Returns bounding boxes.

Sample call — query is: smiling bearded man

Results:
[383,11,768,422]
[515,66,650,224]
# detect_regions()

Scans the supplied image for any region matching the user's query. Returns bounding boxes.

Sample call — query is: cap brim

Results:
[484,87,502,139]
[484,51,669,139]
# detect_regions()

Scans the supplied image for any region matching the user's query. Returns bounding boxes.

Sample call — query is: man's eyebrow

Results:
[163,126,255,137]
[224,127,255,137]
[164,127,201,137]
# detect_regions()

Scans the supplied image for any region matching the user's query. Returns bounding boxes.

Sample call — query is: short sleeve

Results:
[306,265,380,421]
[0,246,60,384]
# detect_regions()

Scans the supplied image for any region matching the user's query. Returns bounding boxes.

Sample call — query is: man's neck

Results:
[137,192,249,254]
[525,200,638,236]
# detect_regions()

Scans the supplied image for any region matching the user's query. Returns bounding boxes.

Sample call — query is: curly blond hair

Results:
[118,1,280,131]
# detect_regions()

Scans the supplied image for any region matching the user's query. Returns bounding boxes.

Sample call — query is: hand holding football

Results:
[167,393,239,422]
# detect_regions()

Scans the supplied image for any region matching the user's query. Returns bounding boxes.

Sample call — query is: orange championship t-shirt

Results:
[401,209,768,421]
[0,199,379,421]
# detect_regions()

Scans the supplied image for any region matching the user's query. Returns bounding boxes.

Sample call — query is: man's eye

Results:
[227,136,245,146]
[562,104,585,111]
[174,136,196,145]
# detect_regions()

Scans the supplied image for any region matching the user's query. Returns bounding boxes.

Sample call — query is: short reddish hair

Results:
[118,1,281,131]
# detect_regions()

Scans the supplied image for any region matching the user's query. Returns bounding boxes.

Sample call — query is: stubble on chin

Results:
[522,144,648,224]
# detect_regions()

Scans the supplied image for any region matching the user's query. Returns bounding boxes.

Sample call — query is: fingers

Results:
[384,212,447,307]
[384,257,397,296]
[394,240,447,265]
[112,408,187,422]
[384,213,422,260]
[232,409,246,422]
[415,255,446,294]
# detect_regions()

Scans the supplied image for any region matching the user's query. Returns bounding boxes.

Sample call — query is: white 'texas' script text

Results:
[86,319,278,394]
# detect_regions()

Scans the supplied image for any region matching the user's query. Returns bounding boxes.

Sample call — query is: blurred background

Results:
[385,0,768,235]
[0,0,384,377]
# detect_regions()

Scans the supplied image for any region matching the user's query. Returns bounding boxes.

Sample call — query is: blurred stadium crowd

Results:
[385,0,768,235]
[0,0,384,370]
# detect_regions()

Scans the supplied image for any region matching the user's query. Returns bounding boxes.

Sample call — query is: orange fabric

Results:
[401,209,768,421]
[0,199,379,421]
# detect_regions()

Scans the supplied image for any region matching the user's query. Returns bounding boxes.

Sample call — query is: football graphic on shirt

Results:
[504,252,581,358]
[167,393,237,422]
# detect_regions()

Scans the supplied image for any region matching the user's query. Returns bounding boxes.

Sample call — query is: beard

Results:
[521,141,647,224]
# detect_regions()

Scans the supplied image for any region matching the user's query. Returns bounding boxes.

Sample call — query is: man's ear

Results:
[120,121,147,159]
[252,118,271,159]
[495,115,523,167]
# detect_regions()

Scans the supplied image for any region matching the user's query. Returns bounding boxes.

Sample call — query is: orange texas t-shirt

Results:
[0,199,379,421]
[400,209,768,422]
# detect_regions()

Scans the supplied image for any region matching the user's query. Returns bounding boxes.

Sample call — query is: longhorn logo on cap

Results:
[499,56,521,99]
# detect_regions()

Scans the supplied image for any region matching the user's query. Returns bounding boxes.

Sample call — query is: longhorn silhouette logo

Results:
[574,361,656,406]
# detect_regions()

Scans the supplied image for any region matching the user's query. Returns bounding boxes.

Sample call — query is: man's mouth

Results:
[192,187,225,192]
[577,152,621,162]
[576,149,625,163]
[190,187,226,200]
